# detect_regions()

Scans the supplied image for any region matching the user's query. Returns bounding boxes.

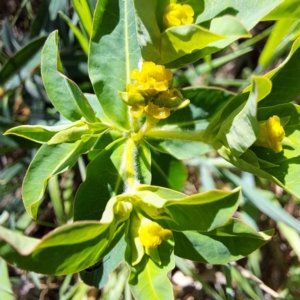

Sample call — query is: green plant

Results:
[1,0,300,299]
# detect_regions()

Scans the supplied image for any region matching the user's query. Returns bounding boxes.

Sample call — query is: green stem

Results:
[131,114,160,141]
[144,129,205,142]
[124,138,138,192]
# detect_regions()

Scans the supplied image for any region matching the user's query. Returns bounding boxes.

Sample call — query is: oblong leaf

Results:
[89,0,141,130]
[258,37,300,107]
[174,218,273,264]
[74,138,127,221]
[0,222,118,275]
[164,188,241,232]
[80,233,126,288]
[41,31,97,122]
[159,24,224,64]
[135,186,240,232]
[4,123,74,143]
[151,150,187,191]
[128,240,174,300]
[23,138,97,219]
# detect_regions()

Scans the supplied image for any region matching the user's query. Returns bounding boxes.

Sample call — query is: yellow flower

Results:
[139,218,172,249]
[163,3,194,28]
[255,115,285,153]
[145,102,170,119]
[127,62,173,96]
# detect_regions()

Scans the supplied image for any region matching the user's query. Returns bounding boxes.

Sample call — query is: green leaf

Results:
[137,141,152,185]
[220,103,300,200]
[88,130,123,160]
[136,184,186,202]
[151,150,187,191]
[23,138,97,219]
[158,24,224,64]
[204,77,271,151]
[0,222,118,275]
[128,240,174,300]
[80,232,126,288]
[166,0,283,68]
[133,0,215,64]
[174,218,273,264]
[181,87,235,120]
[74,138,127,221]
[41,31,97,122]
[135,186,240,232]
[4,123,75,143]
[263,0,300,20]
[0,36,47,90]
[215,77,262,157]
[89,0,141,131]
[164,188,241,232]
[258,37,300,107]
[84,93,112,125]
[133,0,161,62]
[197,0,283,30]
[145,135,210,160]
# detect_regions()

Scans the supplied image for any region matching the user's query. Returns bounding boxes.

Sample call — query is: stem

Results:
[144,129,206,142]
[124,138,138,192]
[131,114,160,141]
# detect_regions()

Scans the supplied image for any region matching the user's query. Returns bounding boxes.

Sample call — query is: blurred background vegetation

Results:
[1,0,300,299]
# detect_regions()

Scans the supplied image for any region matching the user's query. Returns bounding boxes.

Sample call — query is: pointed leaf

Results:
[151,150,187,191]
[4,123,74,143]
[74,138,127,221]
[258,37,300,107]
[128,240,174,300]
[215,77,262,157]
[80,234,126,288]
[197,0,283,30]
[164,188,241,232]
[263,0,300,20]
[135,186,240,232]
[158,24,224,64]
[23,138,97,219]
[166,0,283,68]
[41,31,97,122]
[89,0,141,130]
[0,222,118,275]
[174,218,273,264]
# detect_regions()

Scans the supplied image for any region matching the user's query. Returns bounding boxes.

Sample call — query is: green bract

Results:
[3,0,299,299]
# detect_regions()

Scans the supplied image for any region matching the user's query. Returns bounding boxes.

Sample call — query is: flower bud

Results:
[139,218,172,249]
[163,3,194,28]
[255,115,285,153]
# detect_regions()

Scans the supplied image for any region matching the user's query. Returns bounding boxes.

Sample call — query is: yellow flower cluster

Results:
[127,62,173,96]
[255,115,285,153]
[119,61,189,120]
[163,3,194,28]
[139,218,172,249]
